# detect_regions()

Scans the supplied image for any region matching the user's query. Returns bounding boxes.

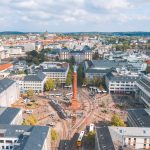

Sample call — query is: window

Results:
[6,140,12,143]
[6,146,9,149]
[0,140,4,143]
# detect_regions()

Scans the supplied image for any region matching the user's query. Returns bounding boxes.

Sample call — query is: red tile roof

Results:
[0,64,13,71]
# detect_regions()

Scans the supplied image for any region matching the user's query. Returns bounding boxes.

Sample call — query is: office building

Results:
[0,124,51,150]
[135,75,150,108]
[41,62,69,83]
[95,126,150,150]
[19,72,47,93]
[106,71,139,94]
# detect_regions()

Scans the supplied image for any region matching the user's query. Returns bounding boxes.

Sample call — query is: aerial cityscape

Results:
[0,0,150,150]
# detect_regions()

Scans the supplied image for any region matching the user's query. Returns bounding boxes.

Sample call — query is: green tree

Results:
[69,56,76,65]
[26,89,34,98]
[77,64,83,85]
[65,69,73,86]
[85,131,95,147]
[51,128,58,141]
[55,79,61,87]
[83,78,89,86]
[92,52,99,60]
[22,115,37,125]
[111,114,126,127]
[45,79,56,91]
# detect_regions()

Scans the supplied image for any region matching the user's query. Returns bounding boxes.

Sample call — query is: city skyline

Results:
[0,0,150,32]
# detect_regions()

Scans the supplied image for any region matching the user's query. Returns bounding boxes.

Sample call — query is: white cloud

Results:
[0,0,150,31]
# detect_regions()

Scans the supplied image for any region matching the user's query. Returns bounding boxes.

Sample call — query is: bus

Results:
[76,131,85,147]
[89,123,95,133]
[66,92,73,96]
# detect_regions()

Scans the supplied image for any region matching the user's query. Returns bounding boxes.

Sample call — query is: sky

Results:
[0,0,150,32]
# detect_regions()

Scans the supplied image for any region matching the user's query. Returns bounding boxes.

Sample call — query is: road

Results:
[58,88,107,150]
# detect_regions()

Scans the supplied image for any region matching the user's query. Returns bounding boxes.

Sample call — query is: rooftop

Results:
[0,124,50,150]
[95,126,115,150]
[137,75,150,93]
[0,63,13,71]
[106,72,139,82]
[0,78,15,93]
[24,72,46,82]
[128,109,150,127]
[0,107,21,124]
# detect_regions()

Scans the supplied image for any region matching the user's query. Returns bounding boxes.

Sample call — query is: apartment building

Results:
[41,62,69,83]
[106,72,139,94]
[135,75,150,108]
[0,78,19,107]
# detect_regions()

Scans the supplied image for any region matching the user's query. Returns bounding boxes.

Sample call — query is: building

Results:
[106,71,139,94]
[84,60,118,80]
[44,43,61,49]
[41,62,69,83]
[0,124,51,150]
[135,75,150,108]
[59,48,70,60]
[146,60,150,73]
[59,46,93,63]
[95,126,150,150]
[0,107,22,125]
[0,63,13,78]
[127,109,150,127]
[19,72,47,93]
[0,78,19,107]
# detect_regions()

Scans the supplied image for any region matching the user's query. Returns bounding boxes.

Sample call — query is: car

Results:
[24,98,30,103]
[26,110,33,114]
[46,122,55,127]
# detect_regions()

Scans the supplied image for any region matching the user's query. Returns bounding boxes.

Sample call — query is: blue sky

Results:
[0,0,150,32]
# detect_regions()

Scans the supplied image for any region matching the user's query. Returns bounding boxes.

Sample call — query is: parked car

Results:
[26,110,33,114]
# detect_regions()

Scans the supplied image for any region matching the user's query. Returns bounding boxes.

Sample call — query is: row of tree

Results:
[26,49,49,65]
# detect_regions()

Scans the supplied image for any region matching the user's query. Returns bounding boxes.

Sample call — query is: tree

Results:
[93,52,99,60]
[65,68,73,86]
[22,115,37,125]
[85,131,95,147]
[77,64,84,85]
[69,56,76,65]
[27,89,34,98]
[45,79,56,91]
[55,79,61,87]
[83,78,89,86]
[111,114,126,127]
[51,128,58,141]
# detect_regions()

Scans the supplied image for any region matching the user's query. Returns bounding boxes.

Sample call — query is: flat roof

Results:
[0,124,50,150]
[128,109,150,127]
[0,107,21,124]
[0,78,15,93]
[95,126,115,150]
